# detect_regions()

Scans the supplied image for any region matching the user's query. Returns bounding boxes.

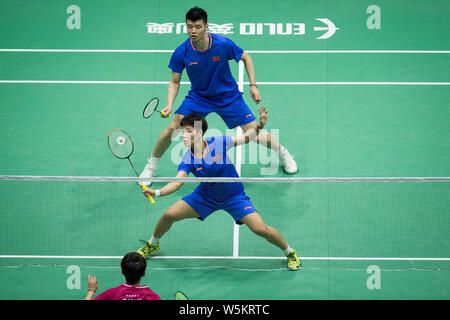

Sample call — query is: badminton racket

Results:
[107,128,155,204]
[143,97,171,119]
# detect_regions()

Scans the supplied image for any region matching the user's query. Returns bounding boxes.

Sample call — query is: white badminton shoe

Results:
[279,146,298,174]
[139,158,157,187]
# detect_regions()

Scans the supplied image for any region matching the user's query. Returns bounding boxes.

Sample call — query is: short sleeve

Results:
[224,38,244,63]
[168,44,186,73]
[178,151,192,174]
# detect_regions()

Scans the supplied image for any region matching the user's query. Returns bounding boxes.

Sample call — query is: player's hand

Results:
[143,187,156,197]
[87,275,98,292]
[161,105,172,118]
[258,106,267,127]
[250,86,261,104]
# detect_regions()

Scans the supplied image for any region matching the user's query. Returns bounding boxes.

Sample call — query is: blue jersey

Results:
[169,33,244,105]
[178,136,244,202]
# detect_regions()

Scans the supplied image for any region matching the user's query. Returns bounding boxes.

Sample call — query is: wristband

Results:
[155,189,161,197]
[88,288,96,292]
[250,83,258,87]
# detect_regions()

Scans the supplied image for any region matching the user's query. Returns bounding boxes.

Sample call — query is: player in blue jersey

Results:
[136,107,301,271]
[140,7,298,186]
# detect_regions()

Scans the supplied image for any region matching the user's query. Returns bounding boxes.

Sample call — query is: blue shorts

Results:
[182,191,257,224]
[175,93,256,129]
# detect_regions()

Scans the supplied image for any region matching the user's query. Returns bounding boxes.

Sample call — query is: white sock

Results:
[283,246,294,255]
[278,145,287,155]
[149,235,160,245]
[149,155,160,168]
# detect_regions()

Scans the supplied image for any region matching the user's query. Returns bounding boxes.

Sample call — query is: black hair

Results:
[186,6,208,24]
[121,252,146,285]
[180,113,208,136]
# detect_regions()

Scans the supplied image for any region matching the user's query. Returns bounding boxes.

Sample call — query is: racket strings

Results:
[143,97,170,118]
[108,129,134,159]
[143,98,160,118]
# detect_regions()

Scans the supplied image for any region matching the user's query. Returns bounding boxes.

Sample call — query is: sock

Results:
[278,145,287,155]
[149,235,160,245]
[149,155,160,168]
[283,246,294,255]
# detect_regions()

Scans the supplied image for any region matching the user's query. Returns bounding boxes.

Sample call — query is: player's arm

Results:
[240,51,261,104]
[161,71,182,117]
[233,106,267,146]
[84,275,98,300]
[143,170,188,198]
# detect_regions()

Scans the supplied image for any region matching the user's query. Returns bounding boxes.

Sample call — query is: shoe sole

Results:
[282,167,299,175]
[137,244,160,259]
[139,169,157,187]
[288,266,301,271]
[138,181,153,187]
[138,173,156,187]
[288,262,302,271]
[145,246,160,259]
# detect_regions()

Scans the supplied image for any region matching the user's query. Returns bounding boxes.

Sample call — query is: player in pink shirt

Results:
[84,252,161,300]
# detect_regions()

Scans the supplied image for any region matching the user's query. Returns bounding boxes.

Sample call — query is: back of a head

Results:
[121,252,147,285]
[186,6,208,24]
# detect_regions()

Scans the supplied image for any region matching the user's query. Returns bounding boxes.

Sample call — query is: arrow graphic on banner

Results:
[314,18,339,39]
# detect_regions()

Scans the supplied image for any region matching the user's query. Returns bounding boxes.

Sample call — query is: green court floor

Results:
[0,0,449,300]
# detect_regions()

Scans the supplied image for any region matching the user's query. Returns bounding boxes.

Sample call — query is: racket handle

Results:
[161,111,171,118]
[140,183,155,204]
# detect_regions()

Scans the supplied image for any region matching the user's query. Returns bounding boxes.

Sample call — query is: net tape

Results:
[1,175,449,183]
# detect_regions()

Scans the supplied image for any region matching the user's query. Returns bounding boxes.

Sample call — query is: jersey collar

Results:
[190,33,212,52]
[190,140,210,160]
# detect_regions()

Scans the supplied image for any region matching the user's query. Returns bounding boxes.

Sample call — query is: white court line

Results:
[232,61,245,258]
[0,80,449,85]
[257,82,450,86]
[0,49,175,53]
[248,50,450,54]
[0,80,178,84]
[0,255,449,261]
[1,49,450,54]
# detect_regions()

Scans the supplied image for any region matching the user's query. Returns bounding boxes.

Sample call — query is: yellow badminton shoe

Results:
[286,250,301,271]
[136,240,160,259]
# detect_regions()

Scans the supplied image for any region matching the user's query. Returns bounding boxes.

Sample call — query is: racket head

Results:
[174,290,189,300]
[107,128,134,159]
[143,97,159,118]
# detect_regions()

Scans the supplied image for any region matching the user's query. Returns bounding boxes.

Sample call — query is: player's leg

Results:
[217,96,298,174]
[240,120,297,174]
[137,200,200,258]
[153,114,185,158]
[139,114,184,186]
[239,212,301,270]
[239,211,287,250]
[153,199,200,238]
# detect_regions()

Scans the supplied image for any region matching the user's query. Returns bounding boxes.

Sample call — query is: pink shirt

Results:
[93,283,161,300]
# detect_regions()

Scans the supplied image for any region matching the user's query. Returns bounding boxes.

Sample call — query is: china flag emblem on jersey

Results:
[213,56,220,61]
